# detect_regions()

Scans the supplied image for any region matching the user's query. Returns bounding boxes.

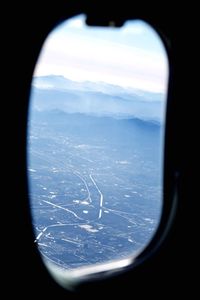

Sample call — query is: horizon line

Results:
[32,74,166,95]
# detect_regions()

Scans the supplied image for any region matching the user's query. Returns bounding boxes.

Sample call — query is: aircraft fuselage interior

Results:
[3,1,196,298]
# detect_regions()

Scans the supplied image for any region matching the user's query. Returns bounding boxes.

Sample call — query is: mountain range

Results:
[31,75,165,123]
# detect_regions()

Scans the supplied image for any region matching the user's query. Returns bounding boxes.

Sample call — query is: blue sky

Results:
[34,14,168,93]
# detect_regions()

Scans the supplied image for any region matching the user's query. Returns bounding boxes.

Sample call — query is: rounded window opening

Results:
[27,14,168,284]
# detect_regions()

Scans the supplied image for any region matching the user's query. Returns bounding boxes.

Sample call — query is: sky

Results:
[34,14,168,94]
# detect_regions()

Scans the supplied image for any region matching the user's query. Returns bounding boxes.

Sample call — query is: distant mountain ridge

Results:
[32,109,161,131]
[31,75,165,123]
[32,75,164,101]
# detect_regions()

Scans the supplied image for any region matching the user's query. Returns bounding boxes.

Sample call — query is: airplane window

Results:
[27,14,168,281]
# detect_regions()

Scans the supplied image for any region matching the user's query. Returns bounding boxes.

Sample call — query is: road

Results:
[89,174,104,219]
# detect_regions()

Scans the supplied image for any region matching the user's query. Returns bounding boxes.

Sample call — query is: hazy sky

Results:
[34,14,168,93]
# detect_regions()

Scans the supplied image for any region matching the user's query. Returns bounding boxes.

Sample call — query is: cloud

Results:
[66,14,85,29]
[121,23,145,35]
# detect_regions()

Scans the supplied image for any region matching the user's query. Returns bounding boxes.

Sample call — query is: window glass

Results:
[28,15,168,271]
